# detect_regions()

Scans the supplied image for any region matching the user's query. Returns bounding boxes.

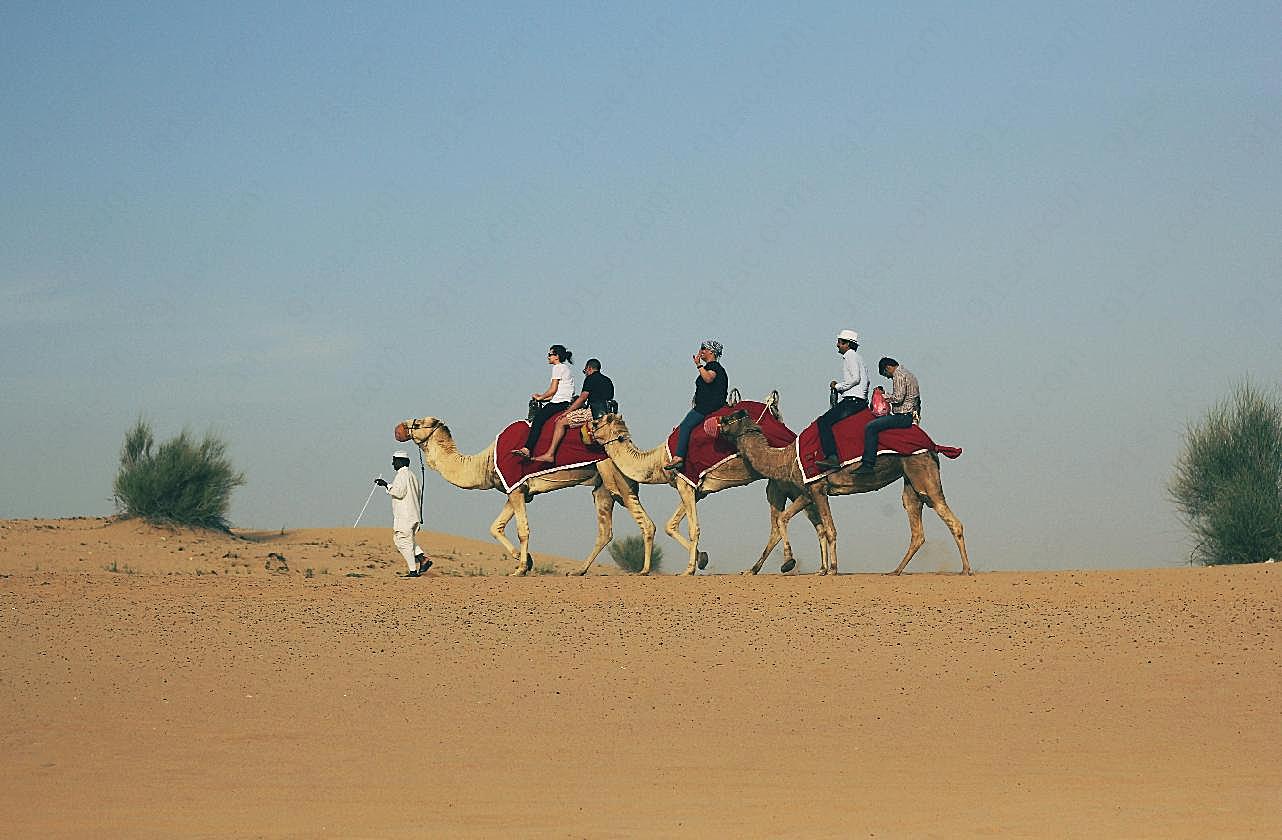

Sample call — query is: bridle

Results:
[588,422,628,448]
[404,419,442,446]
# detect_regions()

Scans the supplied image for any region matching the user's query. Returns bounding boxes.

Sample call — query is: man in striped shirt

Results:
[855,357,920,475]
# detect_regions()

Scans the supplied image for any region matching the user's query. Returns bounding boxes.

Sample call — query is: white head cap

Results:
[837,329,859,343]
[392,450,409,460]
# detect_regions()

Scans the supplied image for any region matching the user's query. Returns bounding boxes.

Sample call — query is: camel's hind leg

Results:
[890,480,927,575]
[500,491,533,576]
[895,462,971,575]
[489,498,526,572]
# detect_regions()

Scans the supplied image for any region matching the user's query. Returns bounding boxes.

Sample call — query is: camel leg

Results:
[572,482,617,576]
[890,480,926,575]
[619,492,657,575]
[749,486,808,574]
[489,499,521,564]
[900,459,972,575]
[807,490,837,575]
[928,494,970,576]
[667,483,704,575]
[506,491,533,576]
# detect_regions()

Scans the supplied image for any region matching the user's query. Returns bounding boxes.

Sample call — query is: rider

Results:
[814,329,869,471]
[855,357,919,475]
[513,344,575,459]
[665,340,727,471]
[532,358,615,464]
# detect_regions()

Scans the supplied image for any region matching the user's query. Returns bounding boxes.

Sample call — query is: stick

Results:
[353,478,381,528]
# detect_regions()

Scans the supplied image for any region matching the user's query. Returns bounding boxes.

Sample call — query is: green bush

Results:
[1169,383,1282,565]
[608,535,662,573]
[113,419,246,530]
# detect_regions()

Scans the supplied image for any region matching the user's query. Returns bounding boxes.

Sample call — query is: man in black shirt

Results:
[532,358,616,464]
[666,339,728,471]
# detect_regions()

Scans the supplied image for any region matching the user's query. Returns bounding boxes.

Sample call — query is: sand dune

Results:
[1,518,1279,838]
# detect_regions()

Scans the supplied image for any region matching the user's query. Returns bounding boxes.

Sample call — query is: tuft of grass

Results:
[608,535,663,573]
[1170,381,1282,565]
[112,419,245,530]
[304,568,314,578]
[534,562,557,575]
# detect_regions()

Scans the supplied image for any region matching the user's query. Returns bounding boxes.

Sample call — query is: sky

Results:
[2,2,1279,572]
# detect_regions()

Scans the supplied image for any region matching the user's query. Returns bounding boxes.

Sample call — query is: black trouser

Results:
[525,401,570,450]
[862,412,914,466]
[817,397,867,458]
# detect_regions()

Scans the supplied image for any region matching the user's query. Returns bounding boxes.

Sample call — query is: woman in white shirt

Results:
[513,344,577,458]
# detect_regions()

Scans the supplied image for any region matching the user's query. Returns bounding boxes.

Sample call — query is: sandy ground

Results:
[1,518,1279,838]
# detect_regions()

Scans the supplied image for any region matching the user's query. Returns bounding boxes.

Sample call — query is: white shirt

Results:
[550,362,576,403]
[385,465,422,529]
[834,348,869,401]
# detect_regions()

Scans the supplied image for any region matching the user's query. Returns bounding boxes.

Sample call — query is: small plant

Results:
[304,568,314,578]
[112,419,245,530]
[608,535,662,573]
[534,562,557,575]
[1170,382,1282,565]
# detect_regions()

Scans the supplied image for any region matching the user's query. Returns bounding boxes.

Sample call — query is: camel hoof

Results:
[817,567,828,576]
[780,558,796,574]
[697,552,709,570]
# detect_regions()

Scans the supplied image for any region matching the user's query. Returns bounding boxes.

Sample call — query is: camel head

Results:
[586,413,630,447]
[395,417,446,447]
[716,409,762,440]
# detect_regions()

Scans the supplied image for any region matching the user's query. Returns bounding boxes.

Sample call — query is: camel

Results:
[396,417,657,576]
[715,410,971,576]
[585,407,826,576]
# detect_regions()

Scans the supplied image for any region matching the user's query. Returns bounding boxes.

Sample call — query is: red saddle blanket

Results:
[666,402,796,487]
[494,414,608,493]
[796,410,962,483]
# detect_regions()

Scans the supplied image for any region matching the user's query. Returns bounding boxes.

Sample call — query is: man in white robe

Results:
[375,450,429,576]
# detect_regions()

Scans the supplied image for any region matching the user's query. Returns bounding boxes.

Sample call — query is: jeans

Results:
[862,411,914,465]
[674,408,706,459]
[525,401,570,450]
[817,397,868,457]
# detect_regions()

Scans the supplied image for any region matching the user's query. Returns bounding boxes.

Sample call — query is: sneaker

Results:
[814,455,842,470]
[403,569,421,578]
[416,556,433,574]
[663,459,684,472]
[854,461,876,474]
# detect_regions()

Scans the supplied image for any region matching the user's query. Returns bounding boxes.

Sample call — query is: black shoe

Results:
[403,569,421,578]
[663,459,684,471]
[416,556,432,574]
[854,461,876,474]
[815,455,842,470]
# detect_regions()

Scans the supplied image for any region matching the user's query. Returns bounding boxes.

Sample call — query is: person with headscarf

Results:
[665,339,728,471]
[374,450,429,577]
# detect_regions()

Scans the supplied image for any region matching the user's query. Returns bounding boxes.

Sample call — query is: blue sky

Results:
[3,2,1279,571]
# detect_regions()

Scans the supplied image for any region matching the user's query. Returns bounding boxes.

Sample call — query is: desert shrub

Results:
[608,535,662,573]
[1169,382,1282,565]
[113,419,245,530]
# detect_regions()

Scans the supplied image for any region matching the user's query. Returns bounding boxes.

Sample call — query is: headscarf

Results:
[701,339,724,357]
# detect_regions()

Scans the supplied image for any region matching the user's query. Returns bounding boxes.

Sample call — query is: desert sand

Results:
[1,517,1279,838]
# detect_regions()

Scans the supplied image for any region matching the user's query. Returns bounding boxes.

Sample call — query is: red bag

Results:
[870,387,890,417]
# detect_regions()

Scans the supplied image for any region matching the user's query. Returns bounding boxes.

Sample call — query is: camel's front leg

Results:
[748,483,808,574]
[616,487,657,575]
[572,482,617,576]
[676,483,705,575]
